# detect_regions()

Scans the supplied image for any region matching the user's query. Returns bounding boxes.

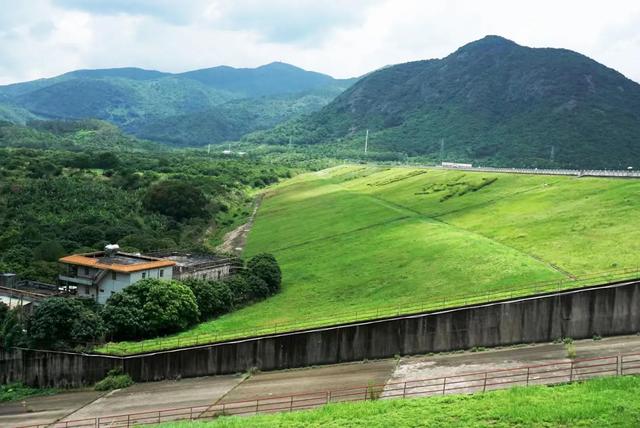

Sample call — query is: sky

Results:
[0,0,639,84]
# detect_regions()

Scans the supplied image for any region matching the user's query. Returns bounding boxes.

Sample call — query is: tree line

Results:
[0,254,281,350]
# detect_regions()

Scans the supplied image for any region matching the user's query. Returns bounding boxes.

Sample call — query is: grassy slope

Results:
[101,166,640,353]
[159,375,640,427]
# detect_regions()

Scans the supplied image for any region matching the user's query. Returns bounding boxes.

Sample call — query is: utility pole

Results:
[550,146,555,163]
[364,129,369,155]
[207,144,211,155]
[440,138,445,164]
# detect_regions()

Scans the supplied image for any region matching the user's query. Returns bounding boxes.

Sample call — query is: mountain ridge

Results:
[248,36,640,168]
[0,62,357,146]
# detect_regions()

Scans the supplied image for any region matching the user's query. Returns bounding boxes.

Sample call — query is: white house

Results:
[58,248,175,305]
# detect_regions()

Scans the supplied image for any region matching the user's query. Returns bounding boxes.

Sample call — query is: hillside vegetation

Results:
[159,375,640,427]
[0,120,293,283]
[105,165,640,352]
[0,63,355,147]
[249,36,640,169]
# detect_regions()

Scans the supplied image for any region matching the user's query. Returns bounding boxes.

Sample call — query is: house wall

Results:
[174,264,231,281]
[96,267,172,305]
[2,280,640,388]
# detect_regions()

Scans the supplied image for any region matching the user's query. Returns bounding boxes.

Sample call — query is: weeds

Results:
[94,367,134,391]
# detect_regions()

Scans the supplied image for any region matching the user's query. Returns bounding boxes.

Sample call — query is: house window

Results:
[142,272,147,279]
[111,271,117,280]
[159,269,164,278]
[84,267,90,275]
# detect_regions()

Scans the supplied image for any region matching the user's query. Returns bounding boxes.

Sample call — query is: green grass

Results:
[0,383,57,402]
[156,375,640,427]
[98,166,640,354]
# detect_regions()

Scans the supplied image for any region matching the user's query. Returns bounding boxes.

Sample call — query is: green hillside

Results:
[249,36,640,169]
[103,166,640,353]
[160,375,640,427]
[129,90,346,146]
[0,63,355,147]
[178,62,355,97]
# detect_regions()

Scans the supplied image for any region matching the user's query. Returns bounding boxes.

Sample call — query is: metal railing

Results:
[441,165,640,178]
[98,267,640,355]
[17,351,640,428]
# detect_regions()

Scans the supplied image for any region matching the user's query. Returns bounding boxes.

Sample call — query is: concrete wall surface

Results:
[2,280,639,388]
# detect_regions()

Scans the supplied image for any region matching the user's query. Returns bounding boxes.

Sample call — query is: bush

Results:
[100,293,148,340]
[32,241,66,262]
[94,368,133,391]
[0,383,57,402]
[0,308,27,348]
[247,253,282,294]
[0,302,8,326]
[26,298,106,349]
[103,279,199,340]
[183,279,234,320]
[244,274,271,300]
[143,180,209,221]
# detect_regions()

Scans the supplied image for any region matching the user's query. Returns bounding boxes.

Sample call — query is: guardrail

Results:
[99,266,640,355]
[441,165,640,178]
[17,351,640,427]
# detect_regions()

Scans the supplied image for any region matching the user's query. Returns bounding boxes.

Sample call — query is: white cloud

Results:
[0,0,639,84]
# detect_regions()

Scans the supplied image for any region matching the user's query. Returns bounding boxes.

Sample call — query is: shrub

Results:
[566,343,577,359]
[101,292,148,340]
[247,253,282,294]
[143,180,209,221]
[94,368,134,391]
[103,279,199,340]
[244,274,271,300]
[26,297,106,349]
[32,241,66,262]
[0,302,8,326]
[0,308,27,348]
[183,279,234,320]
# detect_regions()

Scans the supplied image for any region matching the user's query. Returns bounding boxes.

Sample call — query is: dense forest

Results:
[0,63,355,147]
[247,36,640,169]
[0,120,303,283]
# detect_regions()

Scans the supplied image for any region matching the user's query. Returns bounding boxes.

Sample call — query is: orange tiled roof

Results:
[59,253,175,273]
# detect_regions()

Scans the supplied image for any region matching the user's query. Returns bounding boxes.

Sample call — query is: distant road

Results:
[351,160,640,178]
[441,165,640,178]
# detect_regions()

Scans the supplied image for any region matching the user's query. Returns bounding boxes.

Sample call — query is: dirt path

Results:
[216,195,264,255]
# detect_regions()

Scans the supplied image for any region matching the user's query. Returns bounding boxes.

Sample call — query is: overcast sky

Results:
[0,0,639,84]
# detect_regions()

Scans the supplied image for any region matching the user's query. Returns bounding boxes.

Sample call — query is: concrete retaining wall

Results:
[2,280,640,388]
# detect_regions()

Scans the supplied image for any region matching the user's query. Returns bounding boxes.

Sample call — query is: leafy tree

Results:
[32,241,66,262]
[183,279,234,320]
[247,253,282,294]
[26,297,105,349]
[224,275,252,306]
[0,308,27,348]
[143,180,208,221]
[0,302,8,326]
[101,293,147,341]
[95,152,120,169]
[103,279,199,340]
[143,280,200,335]
[243,274,270,300]
[1,246,33,268]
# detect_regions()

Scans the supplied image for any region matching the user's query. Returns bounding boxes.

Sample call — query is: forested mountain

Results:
[248,36,640,168]
[178,62,354,97]
[0,63,355,147]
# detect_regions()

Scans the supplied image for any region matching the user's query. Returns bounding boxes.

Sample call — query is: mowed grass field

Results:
[159,375,640,427]
[102,166,640,353]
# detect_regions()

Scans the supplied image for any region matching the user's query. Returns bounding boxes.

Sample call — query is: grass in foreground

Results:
[0,383,57,402]
[100,166,640,354]
[157,376,640,427]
